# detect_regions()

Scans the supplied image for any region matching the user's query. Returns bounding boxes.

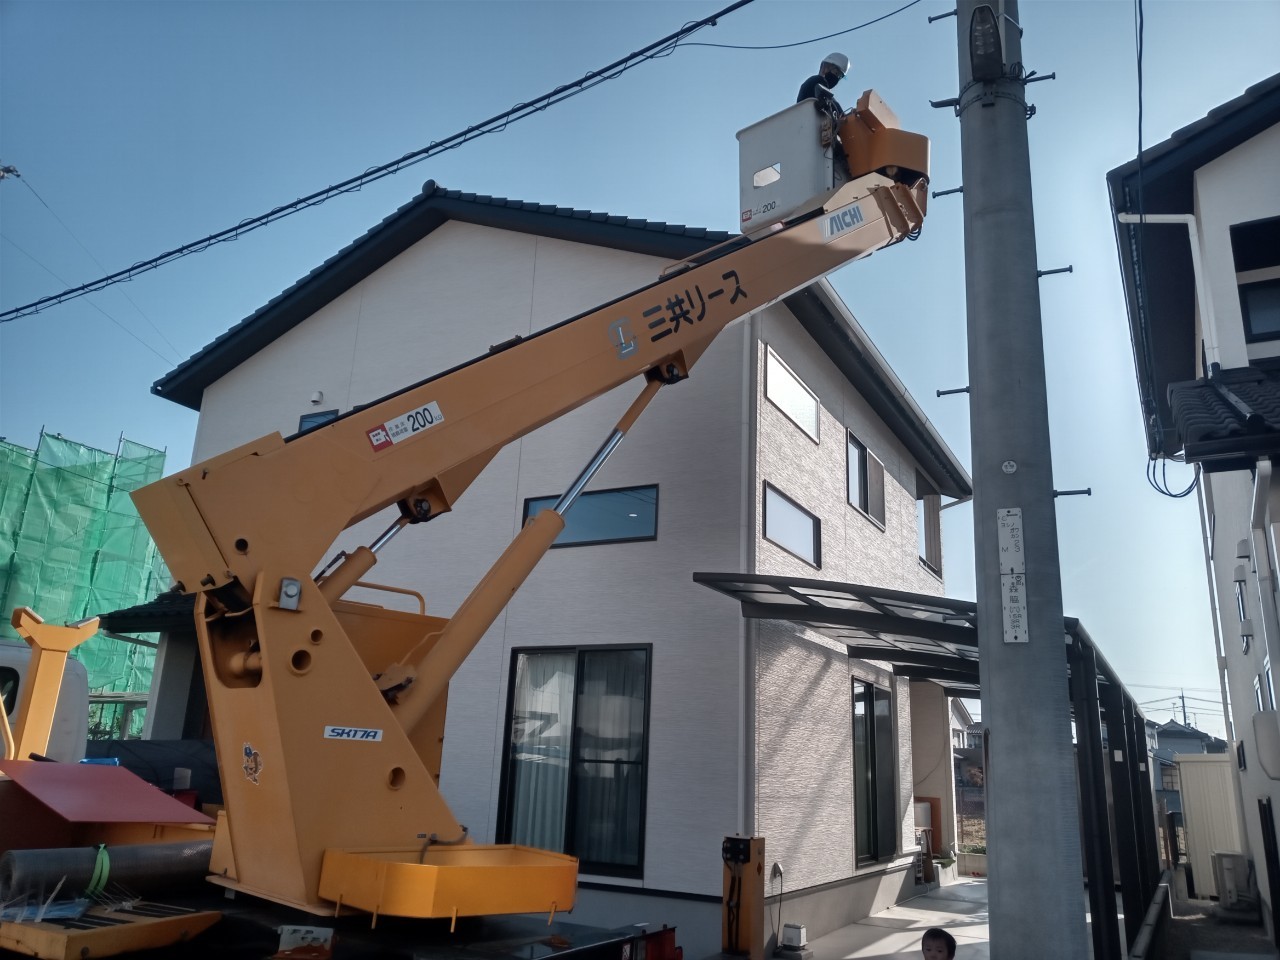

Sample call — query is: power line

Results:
[7,168,183,361]
[1,233,177,366]
[679,0,923,49]
[0,0,757,324]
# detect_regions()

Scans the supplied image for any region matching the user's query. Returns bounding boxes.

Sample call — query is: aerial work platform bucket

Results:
[318,844,579,922]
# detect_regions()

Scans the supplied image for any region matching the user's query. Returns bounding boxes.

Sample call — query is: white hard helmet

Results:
[821,52,849,80]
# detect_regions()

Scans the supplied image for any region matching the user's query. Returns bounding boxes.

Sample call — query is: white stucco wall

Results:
[1192,120,1280,933]
[1194,123,1280,366]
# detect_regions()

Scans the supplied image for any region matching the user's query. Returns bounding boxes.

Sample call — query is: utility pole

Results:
[954,2,1089,957]
[1181,689,1188,726]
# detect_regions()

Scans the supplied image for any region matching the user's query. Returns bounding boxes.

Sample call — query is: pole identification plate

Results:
[997,508,1028,643]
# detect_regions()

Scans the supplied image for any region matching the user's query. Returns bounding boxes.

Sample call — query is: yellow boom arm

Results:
[132,97,928,920]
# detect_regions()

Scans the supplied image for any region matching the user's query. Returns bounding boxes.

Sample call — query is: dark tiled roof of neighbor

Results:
[98,590,196,635]
[1167,363,1280,471]
[152,181,732,411]
[1107,72,1280,459]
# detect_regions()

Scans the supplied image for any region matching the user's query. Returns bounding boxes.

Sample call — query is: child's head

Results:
[921,927,956,960]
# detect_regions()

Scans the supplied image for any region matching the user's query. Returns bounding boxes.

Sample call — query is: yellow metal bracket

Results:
[9,607,99,760]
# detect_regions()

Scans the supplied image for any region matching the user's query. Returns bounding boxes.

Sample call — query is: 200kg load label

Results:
[367,401,444,451]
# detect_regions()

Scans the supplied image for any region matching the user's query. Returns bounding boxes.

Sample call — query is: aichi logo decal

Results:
[822,202,865,241]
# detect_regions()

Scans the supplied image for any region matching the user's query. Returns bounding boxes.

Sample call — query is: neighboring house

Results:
[145,180,970,955]
[1108,71,1280,936]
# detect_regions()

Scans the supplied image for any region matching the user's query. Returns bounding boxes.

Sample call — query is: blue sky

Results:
[2,0,1277,735]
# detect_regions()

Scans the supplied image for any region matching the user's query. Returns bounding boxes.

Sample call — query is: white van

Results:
[0,640,90,762]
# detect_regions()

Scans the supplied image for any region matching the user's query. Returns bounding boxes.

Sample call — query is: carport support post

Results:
[1101,682,1144,951]
[1069,637,1120,960]
[955,2,1089,957]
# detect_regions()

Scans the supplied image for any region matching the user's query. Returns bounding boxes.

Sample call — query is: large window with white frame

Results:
[763,483,821,567]
[498,646,650,877]
[765,347,819,441]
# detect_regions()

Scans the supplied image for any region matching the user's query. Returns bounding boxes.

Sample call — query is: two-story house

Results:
[1108,71,1280,938]
[144,179,971,956]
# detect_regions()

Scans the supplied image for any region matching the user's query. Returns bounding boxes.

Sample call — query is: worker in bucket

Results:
[797,52,849,116]
[797,52,852,176]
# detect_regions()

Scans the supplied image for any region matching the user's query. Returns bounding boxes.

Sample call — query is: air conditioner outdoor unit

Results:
[1212,851,1250,907]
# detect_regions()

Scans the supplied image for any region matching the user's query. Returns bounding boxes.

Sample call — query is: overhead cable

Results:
[0,0,755,324]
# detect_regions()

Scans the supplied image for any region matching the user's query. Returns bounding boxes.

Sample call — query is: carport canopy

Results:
[692,572,1129,700]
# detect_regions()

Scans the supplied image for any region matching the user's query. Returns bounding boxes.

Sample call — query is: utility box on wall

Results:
[722,835,765,960]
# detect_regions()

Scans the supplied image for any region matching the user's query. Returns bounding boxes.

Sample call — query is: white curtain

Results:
[508,652,575,850]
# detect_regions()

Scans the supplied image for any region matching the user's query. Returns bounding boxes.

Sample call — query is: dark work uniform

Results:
[796,74,843,115]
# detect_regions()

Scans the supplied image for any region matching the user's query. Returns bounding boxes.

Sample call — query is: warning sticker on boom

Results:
[367,401,444,452]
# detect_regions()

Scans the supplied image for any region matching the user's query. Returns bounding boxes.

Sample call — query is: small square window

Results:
[765,347,819,441]
[298,409,339,433]
[763,483,821,567]
[1241,278,1280,342]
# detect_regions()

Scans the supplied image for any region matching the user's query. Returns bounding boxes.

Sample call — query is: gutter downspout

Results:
[1196,465,1234,741]
[1116,213,1220,373]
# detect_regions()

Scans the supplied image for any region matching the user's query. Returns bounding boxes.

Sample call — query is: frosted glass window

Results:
[765,348,819,440]
[763,484,820,566]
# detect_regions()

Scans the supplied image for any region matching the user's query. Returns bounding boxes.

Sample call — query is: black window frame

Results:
[852,678,897,865]
[1241,277,1280,344]
[916,474,942,576]
[496,644,653,879]
[298,409,340,433]
[762,482,822,568]
[847,432,885,529]
[522,485,659,549]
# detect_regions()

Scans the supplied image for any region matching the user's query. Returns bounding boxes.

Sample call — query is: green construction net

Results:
[0,433,170,736]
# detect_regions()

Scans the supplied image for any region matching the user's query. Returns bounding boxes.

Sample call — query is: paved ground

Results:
[1167,894,1276,960]
[805,880,990,959]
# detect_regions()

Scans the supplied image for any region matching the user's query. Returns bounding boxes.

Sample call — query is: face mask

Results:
[823,71,841,87]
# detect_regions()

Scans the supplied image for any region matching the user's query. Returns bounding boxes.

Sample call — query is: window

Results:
[1256,674,1265,713]
[1241,278,1280,341]
[763,484,821,566]
[917,474,942,575]
[765,347,819,441]
[1162,765,1180,792]
[1,666,18,715]
[499,647,650,877]
[1267,656,1275,711]
[853,679,897,864]
[298,409,339,433]
[1236,579,1249,622]
[847,433,885,527]
[1231,216,1280,342]
[523,486,658,548]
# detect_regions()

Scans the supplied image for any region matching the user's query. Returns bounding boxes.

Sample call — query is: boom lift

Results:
[130,94,930,924]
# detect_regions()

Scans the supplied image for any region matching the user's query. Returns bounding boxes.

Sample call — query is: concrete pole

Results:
[955,2,1089,956]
